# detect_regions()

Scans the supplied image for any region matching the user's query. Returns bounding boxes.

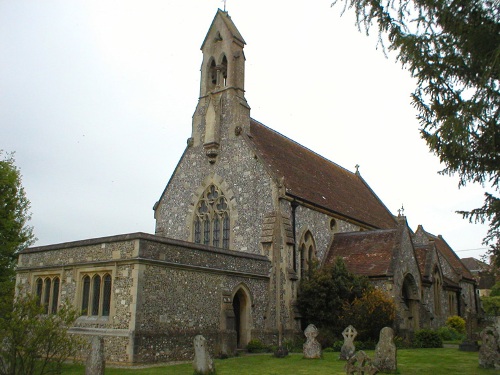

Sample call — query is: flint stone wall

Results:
[17,233,271,364]
[155,123,275,256]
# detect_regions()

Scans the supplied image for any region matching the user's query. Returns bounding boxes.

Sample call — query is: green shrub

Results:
[332,340,344,352]
[316,328,338,349]
[283,337,304,353]
[354,340,376,350]
[437,326,464,341]
[323,347,336,352]
[394,336,412,349]
[446,316,466,334]
[246,339,269,353]
[481,295,500,315]
[414,329,443,348]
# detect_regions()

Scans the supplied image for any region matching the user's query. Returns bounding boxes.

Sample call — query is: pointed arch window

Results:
[299,231,316,279]
[208,58,217,90]
[194,184,230,249]
[80,272,112,318]
[34,275,60,314]
[220,55,228,86]
[433,268,442,316]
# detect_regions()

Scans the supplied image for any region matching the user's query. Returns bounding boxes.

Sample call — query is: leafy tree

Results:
[0,151,35,303]
[0,293,85,375]
[489,281,500,297]
[343,288,396,340]
[331,0,500,250]
[481,295,500,316]
[297,257,371,336]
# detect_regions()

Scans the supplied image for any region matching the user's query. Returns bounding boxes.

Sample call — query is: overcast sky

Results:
[1,0,491,260]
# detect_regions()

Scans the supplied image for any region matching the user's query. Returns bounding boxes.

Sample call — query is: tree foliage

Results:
[343,288,396,340]
[481,295,500,316]
[0,293,85,375]
[297,257,372,336]
[331,0,500,249]
[0,151,35,298]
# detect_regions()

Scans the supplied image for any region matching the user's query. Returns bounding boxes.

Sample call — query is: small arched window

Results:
[208,58,217,90]
[433,267,442,316]
[81,275,91,314]
[36,278,43,306]
[43,278,51,314]
[91,275,101,316]
[194,184,230,249]
[102,274,112,317]
[299,231,316,279]
[220,55,228,86]
[51,277,60,314]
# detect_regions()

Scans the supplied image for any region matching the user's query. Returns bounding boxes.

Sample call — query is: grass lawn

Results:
[61,348,500,374]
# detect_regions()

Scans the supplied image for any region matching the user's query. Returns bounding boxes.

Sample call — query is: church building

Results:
[16,10,478,363]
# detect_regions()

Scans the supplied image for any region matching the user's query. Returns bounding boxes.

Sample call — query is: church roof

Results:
[414,245,434,281]
[323,229,399,277]
[201,10,246,49]
[461,257,491,273]
[248,119,397,229]
[419,228,476,282]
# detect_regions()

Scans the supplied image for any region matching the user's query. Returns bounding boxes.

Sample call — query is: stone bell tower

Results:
[191,10,250,164]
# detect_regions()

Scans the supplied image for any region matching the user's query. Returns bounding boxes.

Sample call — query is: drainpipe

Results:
[291,200,298,272]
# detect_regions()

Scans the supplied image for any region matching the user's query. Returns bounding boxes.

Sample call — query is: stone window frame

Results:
[448,292,457,316]
[299,230,316,279]
[76,266,114,321]
[32,272,62,314]
[188,174,237,249]
[433,267,442,316]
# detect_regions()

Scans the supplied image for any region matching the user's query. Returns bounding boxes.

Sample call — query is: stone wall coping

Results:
[20,232,270,262]
[69,327,131,337]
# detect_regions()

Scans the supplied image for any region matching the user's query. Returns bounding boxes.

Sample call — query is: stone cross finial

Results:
[222,0,227,11]
[398,204,405,217]
[355,164,360,174]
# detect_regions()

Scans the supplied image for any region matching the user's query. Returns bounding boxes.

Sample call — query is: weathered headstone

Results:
[340,325,357,360]
[303,324,322,359]
[85,336,105,375]
[459,311,479,352]
[479,325,500,369]
[193,335,216,375]
[345,350,378,375]
[373,327,397,372]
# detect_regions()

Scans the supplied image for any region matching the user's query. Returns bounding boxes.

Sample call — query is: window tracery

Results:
[80,272,112,317]
[34,276,60,314]
[194,184,230,249]
[299,231,316,279]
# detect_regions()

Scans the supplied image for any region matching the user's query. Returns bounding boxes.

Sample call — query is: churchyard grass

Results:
[61,348,498,374]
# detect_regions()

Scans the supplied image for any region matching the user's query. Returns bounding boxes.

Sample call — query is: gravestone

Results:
[340,325,357,360]
[303,324,322,359]
[459,311,479,352]
[85,336,105,375]
[478,325,500,369]
[373,327,397,371]
[193,335,216,375]
[345,350,378,375]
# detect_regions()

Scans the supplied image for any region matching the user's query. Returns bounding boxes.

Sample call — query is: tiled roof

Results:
[461,257,491,273]
[414,245,433,280]
[248,119,397,229]
[422,230,475,282]
[323,230,399,277]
